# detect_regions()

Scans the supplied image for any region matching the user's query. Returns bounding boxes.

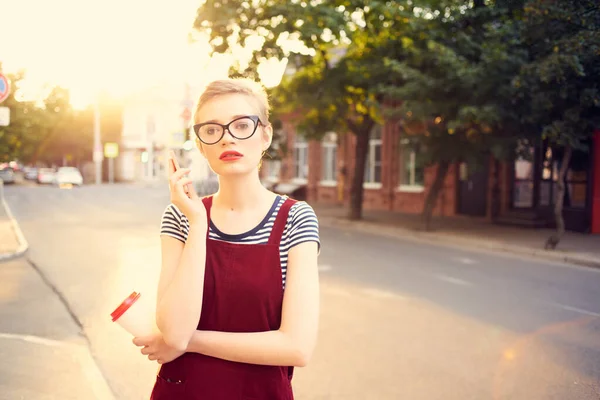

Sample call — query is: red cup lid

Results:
[111,291,141,322]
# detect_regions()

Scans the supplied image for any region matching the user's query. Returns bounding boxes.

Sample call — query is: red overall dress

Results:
[151,195,296,400]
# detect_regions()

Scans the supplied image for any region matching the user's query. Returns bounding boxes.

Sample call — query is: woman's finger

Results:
[173,178,193,199]
[175,177,193,188]
[169,169,191,187]
[170,168,190,181]
[187,184,199,199]
[167,157,175,177]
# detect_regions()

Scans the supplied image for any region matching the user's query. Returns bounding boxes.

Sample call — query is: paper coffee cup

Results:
[111,291,157,337]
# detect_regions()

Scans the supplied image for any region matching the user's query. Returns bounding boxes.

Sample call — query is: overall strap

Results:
[268,198,297,246]
[202,196,213,238]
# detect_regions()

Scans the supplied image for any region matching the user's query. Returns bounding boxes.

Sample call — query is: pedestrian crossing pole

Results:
[93,100,102,185]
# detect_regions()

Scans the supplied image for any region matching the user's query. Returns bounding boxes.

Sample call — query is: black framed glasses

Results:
[193,115,262,145]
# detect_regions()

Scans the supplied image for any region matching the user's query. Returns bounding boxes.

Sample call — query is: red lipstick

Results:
[219,150,243,161]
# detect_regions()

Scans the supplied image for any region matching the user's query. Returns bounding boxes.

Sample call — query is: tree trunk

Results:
[421,160,450,231]
[348,131,371,220]
[545,145,572,250]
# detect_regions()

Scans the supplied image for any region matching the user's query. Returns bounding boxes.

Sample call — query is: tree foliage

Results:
[514,0,600,148]
[194,0,459,219]
[379,1,528,227]
[0,70,46,163]
[0,66,124,168]
[193,0,599,233]
[513,0,600,246]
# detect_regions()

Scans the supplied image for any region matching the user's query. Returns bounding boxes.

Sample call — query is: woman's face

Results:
[195,93,271,177]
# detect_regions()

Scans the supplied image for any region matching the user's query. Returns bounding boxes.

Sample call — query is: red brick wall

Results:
[392,164,457,216]
[280,120,298,182]
[307,140,321,201]
[316,185,337,203]
[276,114,460,216]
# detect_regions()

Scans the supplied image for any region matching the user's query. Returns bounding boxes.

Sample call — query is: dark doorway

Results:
[457,161,489,216]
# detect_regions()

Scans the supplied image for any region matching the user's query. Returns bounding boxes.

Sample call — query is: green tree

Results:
[382,0,527,229]
[513,0,600,247]
[0,70,48,163]
[32,86,78,166]
[194,0,439,219]
[0,67,94,166]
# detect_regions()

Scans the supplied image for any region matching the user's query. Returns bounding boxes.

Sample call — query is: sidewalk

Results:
[0,182,27,261]
[0,182,115,400]
[314,204,600,269]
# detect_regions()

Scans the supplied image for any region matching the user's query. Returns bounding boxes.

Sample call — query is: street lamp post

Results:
[93,100,102,185]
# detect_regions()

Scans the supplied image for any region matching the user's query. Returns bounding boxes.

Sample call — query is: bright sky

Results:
[1,0,287,108]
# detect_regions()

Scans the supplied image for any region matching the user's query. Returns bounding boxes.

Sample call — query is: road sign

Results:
[0,107,9,126]
[0,74,10,104]
[104,142,119,158]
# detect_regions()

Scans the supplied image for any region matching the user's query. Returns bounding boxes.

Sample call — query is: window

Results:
[264,160,281,182]
[398,137,425,191]
[364,125,382,188]
[293,137,308,182]
[540,144,589,209]
[513,141,535,208]
[321,132,337,185]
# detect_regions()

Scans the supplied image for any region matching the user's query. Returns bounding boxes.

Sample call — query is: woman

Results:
[133,78,320,399]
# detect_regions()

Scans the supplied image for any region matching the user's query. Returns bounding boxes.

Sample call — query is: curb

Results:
[0,181,29,262]
[319,216,600,270]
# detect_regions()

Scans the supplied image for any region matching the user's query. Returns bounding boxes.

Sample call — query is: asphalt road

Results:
[2,183,600,400]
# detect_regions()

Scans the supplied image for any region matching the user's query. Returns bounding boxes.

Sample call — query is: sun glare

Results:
[1,0,286,108]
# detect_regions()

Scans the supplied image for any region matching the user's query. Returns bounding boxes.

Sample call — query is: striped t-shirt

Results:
[160,195,320,288]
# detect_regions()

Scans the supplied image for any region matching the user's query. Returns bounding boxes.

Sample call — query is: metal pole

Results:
[94,100,102,184]
[108,158,114,184]
[147,142,154,180]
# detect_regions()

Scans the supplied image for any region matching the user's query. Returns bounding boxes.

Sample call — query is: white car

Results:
[55,167,83,186]
[37,168,56,184]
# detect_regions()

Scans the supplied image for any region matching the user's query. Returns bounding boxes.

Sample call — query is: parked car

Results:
[23,167,39,180]
[0,167,16,184]
[55,167,83,186]
[37,168,56,184]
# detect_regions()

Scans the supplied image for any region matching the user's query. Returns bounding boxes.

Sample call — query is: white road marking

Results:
[318,264,332,272]
[456,257,477,265]
[0,332,116,400]
[548,303,600,318]
[0,332,67,347]
[321,286,353,297]
[361,288,404,299]
[433,274,472,287]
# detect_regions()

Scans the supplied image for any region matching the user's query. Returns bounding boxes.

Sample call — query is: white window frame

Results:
[264,160,281,183]
[364,126,382,189]
[292,138,309,184]
[397,137,425,193]
[320,132,337,187]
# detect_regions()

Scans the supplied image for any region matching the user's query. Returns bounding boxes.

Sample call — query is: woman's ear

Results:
[262,124,273,151]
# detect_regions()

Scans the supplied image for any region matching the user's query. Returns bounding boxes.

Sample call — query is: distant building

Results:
[263,115,600,234]
[118,83,211,184]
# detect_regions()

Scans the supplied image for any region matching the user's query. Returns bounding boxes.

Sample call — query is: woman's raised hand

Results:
[168,152,207,227]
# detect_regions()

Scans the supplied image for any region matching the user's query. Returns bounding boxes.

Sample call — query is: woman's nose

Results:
[221,128,235,143]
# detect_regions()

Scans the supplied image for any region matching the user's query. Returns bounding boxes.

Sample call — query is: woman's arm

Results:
[186,241,320,367]
[155,160,208,351]
[156,221,207,351]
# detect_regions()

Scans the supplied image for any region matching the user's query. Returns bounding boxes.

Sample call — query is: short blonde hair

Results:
[194,78,271,125]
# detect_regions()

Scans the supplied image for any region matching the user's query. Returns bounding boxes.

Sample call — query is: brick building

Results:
[262,119,600,234]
